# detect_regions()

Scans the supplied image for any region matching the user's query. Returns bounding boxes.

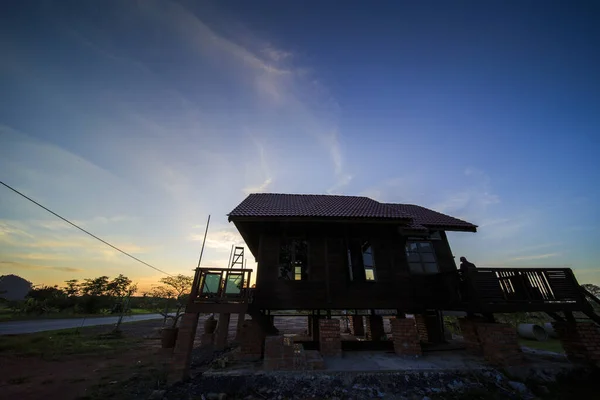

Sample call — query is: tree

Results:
[148,274,193,328]
[64,279,81,297]
[582,283,600,297]
[81,276,109,296]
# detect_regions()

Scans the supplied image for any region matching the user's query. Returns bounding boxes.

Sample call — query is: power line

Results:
[0,180,173,276]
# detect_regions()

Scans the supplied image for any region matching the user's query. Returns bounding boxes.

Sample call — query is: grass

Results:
[519,338,564,353]
[0,328,143,360]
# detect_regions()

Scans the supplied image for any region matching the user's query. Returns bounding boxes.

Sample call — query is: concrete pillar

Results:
[169,312,199,382]
[215,313,231,350]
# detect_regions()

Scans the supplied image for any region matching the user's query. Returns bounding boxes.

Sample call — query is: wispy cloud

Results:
[508,253,562,261]
[0,261,84,273]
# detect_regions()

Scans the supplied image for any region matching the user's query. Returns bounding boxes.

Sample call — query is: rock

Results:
[148,390,166,400]
[218,394,227,400]
[538,385,550,395]
[508,381,529,393]
[422,397,431,400]
[206,394,219,400]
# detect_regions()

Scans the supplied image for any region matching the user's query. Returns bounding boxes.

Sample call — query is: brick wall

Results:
[415,315,429,343]
[476,322,525,366]
[458,318,524,366]
[458,318,482,355]
[263,335,307,370]
[237,319,265,362]
[366,315,385,341]
[319,319,342,357]
[390,318,422,356]
[169,312,200,381]
[349,315,365,336]
[553,321,600,366]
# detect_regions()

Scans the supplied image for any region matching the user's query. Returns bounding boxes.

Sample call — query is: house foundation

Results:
[391,317,422,356]
[319,318,342,356]
[553,321,600,366]
[458,318,525,366]
[237,319,264,361]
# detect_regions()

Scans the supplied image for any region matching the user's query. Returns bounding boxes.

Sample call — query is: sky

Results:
[1,0,599,291]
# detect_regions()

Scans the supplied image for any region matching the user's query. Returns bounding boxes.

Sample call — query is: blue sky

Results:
[1,0,598,289]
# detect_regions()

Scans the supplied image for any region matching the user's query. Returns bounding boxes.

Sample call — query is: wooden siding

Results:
[251,221,461,311]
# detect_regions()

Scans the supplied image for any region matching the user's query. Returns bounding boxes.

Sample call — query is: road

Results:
[0,313,165,335]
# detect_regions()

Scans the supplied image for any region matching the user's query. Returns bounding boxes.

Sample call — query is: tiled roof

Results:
[228,193,477,232]
[384,203,478,232]
[228,193,411,220]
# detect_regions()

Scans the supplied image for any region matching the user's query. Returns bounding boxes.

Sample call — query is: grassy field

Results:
[0,306,155,321]
[0,327,144,359]
[519,338,564,353]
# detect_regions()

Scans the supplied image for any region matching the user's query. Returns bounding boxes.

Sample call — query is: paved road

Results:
[0,313,165,335]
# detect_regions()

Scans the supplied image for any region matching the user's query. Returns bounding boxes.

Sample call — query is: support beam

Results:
[215,313,231,350]
[546,311,565,322]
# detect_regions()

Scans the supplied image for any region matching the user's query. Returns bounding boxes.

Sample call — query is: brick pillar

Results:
[476,322,525,366]
[237,319,264,361]
[235,313,246,340]
[391,318,422,356]
[367,315,385,341]
[415,315,429,342]
[459,318,525,366]
[264,335,293,370]
[350,316,365,336]
[215,313,231,350]
[169,312,199,381]
[553,321,600,366]
[319,319,342,357]
[458,318,483,355]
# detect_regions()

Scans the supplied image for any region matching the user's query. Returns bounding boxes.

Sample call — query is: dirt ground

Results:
[0,319,171,400]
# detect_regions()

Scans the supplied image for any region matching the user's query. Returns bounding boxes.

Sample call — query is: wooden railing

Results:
[469,267,584,306]
[188,267,253,306]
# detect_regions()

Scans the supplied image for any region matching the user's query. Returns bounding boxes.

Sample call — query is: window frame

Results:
[278,237,309,281]
[361,241,377,282]
[406,240,439,275]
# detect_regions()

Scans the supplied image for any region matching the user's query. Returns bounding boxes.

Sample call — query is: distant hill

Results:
[0,274,33,301]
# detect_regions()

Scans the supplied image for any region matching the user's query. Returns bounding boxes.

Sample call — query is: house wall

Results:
[250,221,460,311]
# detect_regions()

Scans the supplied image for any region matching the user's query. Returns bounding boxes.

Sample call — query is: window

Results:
[279,238,308,280]
[406,241,439,274]
[347,240,377,281]
[362,241,376,281]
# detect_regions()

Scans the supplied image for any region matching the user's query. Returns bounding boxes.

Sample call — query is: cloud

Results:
[0,260,84,273]
[263,46,293,62]
[189,228,245,251]
[243,178,273,195]
[505,242,562,256]
[243,135,274,194]
[508,253,562,262]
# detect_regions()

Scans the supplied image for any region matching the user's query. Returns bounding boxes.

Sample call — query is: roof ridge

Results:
[249,192,371,199]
